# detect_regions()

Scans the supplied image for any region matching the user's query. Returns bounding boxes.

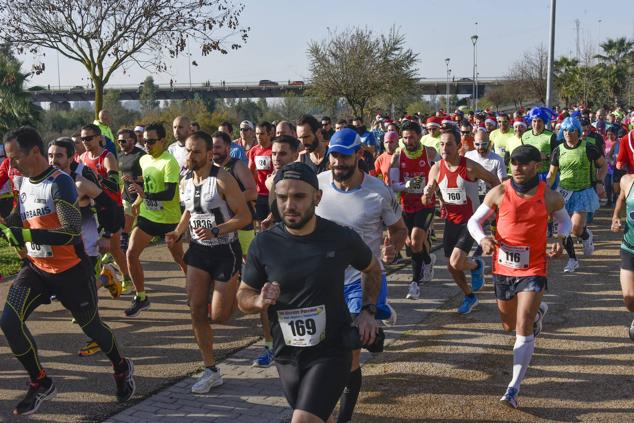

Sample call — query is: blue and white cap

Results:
[328,128,362,156]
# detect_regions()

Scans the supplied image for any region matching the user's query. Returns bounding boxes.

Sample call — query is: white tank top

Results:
[183,166,236,247]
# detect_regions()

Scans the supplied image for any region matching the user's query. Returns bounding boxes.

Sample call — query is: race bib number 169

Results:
[277,305,326,347]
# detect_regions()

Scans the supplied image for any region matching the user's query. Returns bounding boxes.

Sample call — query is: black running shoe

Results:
[114,358,136,402]
[13,377,56,416]
[124,295,150,317]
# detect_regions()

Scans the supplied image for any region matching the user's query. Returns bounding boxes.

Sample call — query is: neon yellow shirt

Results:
[490,128,515,157]
[420,133,441,152]
[139,150,181,224]
[505,136,524,174]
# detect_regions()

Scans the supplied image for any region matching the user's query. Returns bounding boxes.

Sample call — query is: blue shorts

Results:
[538,172,559,190]
[344,273,391,320]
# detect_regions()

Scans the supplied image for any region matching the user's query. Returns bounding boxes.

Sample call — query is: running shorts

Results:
[443,220,475,258]
[403,208,434,232]
[344,274,391,320]
[184,240,242,282]
[255,195,270,221]
[621,249,634,271]
[493,275,547,301]
[137,216,177,237]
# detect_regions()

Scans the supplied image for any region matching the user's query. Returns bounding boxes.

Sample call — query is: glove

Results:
[0,224,30,248]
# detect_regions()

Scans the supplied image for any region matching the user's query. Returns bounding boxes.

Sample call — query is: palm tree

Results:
[594,37,634,106]
[0,45,39,136]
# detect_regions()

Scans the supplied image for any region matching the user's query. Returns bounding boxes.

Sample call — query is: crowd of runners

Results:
[1,103,634,422]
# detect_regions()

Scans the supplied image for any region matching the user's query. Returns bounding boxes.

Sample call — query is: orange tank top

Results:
[493,179,548,277]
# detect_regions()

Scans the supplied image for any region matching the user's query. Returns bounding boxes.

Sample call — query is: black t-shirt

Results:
[118,147,146,203]
[243,216,373,359]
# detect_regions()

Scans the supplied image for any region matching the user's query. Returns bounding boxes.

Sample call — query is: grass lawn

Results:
[0,243,22,278]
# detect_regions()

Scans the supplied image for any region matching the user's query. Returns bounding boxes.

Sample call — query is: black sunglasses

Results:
[144,138,159,145]
[81,135,98,142]
[240,127,251,132]
[460,131,470,135]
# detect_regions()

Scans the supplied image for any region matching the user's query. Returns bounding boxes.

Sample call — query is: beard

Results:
[332,163,356,182]
[187,159,205,171]
[282,202,316,230]
[212,152,227,164]
[304,139,318,153]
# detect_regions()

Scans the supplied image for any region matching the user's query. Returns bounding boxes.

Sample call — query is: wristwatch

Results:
[211,227,220,238]
[361,304,377,316]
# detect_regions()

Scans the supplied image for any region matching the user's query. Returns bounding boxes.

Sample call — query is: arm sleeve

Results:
[144,182,177,201]
[379,184,402,226]
[347,229,373,271]
[29,174,81,245]
[242,238,267,290]
[553,207,572,237]
[389,168,406,192]
[467,203,496,245]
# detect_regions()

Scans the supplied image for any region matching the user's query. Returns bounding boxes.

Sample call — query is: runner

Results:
[421,127,500,313]
[467,144,572,409]
[168,116,192,204]
[371,130,399,183]
[249,121,274,225]
[388,120,438,299]
[547,116,607,272]
[521,107,558,182]
[165,131,251,393]
[125,122,186,317]
[490,113,515,160]
[297,114,329,174]
[0,127,134,415]
[316,128,407,423]
[237,162,382,423]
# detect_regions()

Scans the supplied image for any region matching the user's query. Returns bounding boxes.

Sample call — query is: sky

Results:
[18,0,634,89]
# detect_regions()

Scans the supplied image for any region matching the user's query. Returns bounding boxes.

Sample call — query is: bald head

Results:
[98,110,111,125]
[474,128,490,154]
[173,116,192,143]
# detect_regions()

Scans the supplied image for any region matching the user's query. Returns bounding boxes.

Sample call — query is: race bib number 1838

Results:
[277,305,326,347]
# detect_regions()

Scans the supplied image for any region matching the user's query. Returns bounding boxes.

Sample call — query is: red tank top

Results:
[80,150,122,205]
[399,148,433,213]
[437,157,479,224]
[494,180,548,276]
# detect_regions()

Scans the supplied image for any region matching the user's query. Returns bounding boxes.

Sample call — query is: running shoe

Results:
[629,320,634,342]
[12,377,56,416]
[191,367,223,393]
[120,278,133,295]
[382,303,398,326]
[500,386,519,409]
[470,257,485,292]
[563,258,579,273]
[252,346,274,368]
[457,295,478,314]
[100,263,123,299]
[533,302,549,337]
[421,253,437,282]
[78,340,101,357]
[582,228,594,256]
[114,358,136,402]
[124,296,150,317]
[405,281,420,300]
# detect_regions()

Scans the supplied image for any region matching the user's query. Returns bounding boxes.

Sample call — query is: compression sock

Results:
[421,249,431,265]
[136,291,146,301]
[508,334,535,393]
[337,367,362,423]
[580,227,590,240]
[564,236,577,259]
[411,252,423,282]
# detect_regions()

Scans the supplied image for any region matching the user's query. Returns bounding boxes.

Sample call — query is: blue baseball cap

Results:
[328,128,362,156]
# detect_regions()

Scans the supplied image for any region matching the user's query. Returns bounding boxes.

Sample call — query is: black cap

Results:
[510,145,541,164]
[273,162,319,190]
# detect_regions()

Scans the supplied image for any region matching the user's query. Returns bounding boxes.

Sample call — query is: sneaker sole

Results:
[78,346,101,357]
[500,397,518,409]
[458,299,479,315]
[117,359,136,402]
[192,378,224,394]
[124,304,151,318]
[252,361,273,368]
[15,384,57,416]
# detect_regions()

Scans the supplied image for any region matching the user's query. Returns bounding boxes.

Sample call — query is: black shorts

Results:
[493,275,547,301]
[12,258,97,314]
[112,205,124,232]
[184,240,242,282]
[403,208,434,232]
[137,216,178,237]
[443,220,475,258]
[255,195,270,221]
[621,249,634,271]
[275,350,352,421]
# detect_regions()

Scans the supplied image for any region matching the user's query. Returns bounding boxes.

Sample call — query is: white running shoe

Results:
[405,281,420,300]
[563,258,579,273]
[421,253,437,282]
[582,228,594,256]
[533,302,549,337]
[191,368,223,394]
[382,303,398,326]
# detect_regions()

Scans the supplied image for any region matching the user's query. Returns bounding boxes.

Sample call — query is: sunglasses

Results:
[240,127,251,132]
[474,143,489,147]
[460,131,470,135]
[81,135,98,142]
[117,138,131,144]
[144,138,159,145]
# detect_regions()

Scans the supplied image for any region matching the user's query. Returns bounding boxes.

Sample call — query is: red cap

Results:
[426,116,442,128]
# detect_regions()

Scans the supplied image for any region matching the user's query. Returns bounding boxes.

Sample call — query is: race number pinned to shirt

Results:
[277,305,326,347]
[145,198,163,211]
[26,242,53,258]
[443,187,467,205]
[498,243,530,269]
[405,176,425,194]
[557,187,572,204]
[189,213,214,240]
[255,155,272,171]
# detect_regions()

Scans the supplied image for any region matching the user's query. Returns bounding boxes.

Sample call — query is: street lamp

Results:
[445,58,450,113]
[470,34,478,111]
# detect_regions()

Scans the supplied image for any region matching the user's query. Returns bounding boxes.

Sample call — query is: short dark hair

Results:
[297,114,320,134]
[211,131,232,146]
[189,130,213,150]
[50,137,75,158]
[353,116,363,123]
[443,127,462,146]
[336,119,348,126]
[257,121,274,133]
[145,122,166,139]
[321,116,332,123]
[191,121,200,130]
[272,135,300,152]
[117,128,137,142]
[81,123,101,135]
[401,120,422,135]
[219,121,234,133]
[4,126,46,157]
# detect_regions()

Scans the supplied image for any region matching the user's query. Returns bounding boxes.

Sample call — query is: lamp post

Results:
[445,58,450,113]
[470,34,478,111]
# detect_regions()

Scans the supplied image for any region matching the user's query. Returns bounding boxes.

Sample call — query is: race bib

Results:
[255,155,272,171]
[498,244,530,269]
[557,187,572,204]
[190,214,214,240]
[145,198,163,211]
[277,305,326,347]
[478,180,488,196]
[405,176,425,194]
[26,242,53,258]
[443,187,467,205]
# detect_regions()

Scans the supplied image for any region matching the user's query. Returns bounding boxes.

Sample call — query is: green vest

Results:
[521,130,553,174]
[623,182,634,254]
[558,139,592,191]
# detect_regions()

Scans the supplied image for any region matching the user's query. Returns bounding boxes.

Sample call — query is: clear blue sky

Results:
[20,0,634,88]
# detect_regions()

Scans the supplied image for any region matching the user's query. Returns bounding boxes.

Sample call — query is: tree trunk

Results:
[93,77,104,120]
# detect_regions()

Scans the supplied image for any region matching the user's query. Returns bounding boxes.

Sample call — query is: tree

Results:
[0,0,249,118]
[0,45,40,136]
[594,37,634,106]
[139,76,159,114]
[307,26,419,118]
[507,45,548,104]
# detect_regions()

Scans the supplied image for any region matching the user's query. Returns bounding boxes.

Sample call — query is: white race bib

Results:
[255,155,272,171]
[277,305,326,347]
[145,199,163,211]
[405,176,425,194]
[478,180,488,196]
[443,187,467,205]
[557,187,572,204]
[498,244,530,269]
[190,214,214,240]
[26,242,53,258]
